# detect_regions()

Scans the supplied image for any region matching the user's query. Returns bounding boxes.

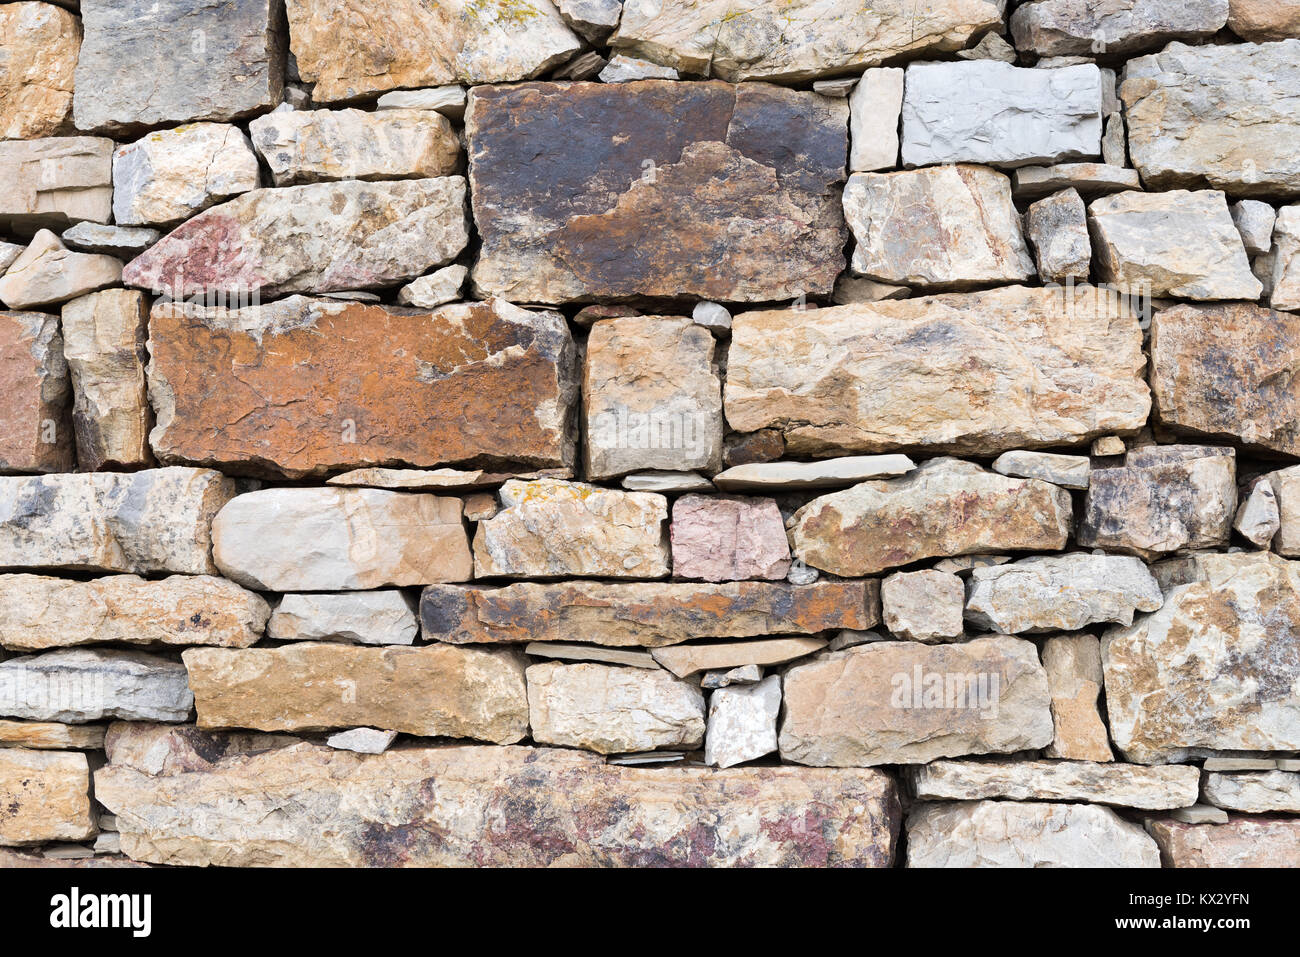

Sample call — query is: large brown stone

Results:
[1150,302,1300,457]
[421,579,880,647]
[0,311,73,473]
[468,80,848,304]
[789,458,1072,578]
[0,719,105,750]
[1147,816,1300,867]
[96,742,901,866]
[1229,0,1300,40]
[0,2,80,140]
[147,297,576,478]
[779,636,1053,767]
[0,747,93,845]
[184,643,529,743]
[724,286,1150,457]
[1042,634,1114,761]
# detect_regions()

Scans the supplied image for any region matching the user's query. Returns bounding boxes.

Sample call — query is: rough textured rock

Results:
[1102,551,1300,763]
[1024,188,1091,283]
[725,286,1150,457]
[965,554,1163,634]
[1078,445,1237,559]
[1269,465,1300,556]
[712,456,914,492]
[95,742,900,867]
[902,61,1102,168]
[0,310,73,473]
[396,265,467,309]
[991,450,1090,489]
[1042,634,1114,761]
[1270,205,1300,312]
[1233,199,1277,256]
[524,643,658,670]
[61,289,151,470]
[421,579,879,647]
[881,570,965,643]
[779,637,1053,767]
[103,721,299,775]
[74,0,285,134]
[556,0,622,42]
[907,800,1160,867]
[0,230,121,310]
[599,55,678,83]
[583,316,722,479]
[249,109,461,187]
[0,748,93,845]
[1012,162,1142,201]
[705,675,780,769]
[1202,771,1300,812]
[849,68,904,172]
[1088,190,1262,300]
[112,124,261,227]
[122,178,469,299]
[326,728,397,755]
[0,468,234,575]
[650,638,826,678]
[285,0,582,103]
[0,2,80,140]
[527,661,704,754]
[1150,303,1300,456]
[912,759,1199,809]
[0,137,113,231]
[0,720,105,750]
[1228,0,1300,40]
[211,488,471,591]
[186,644,528,742]
[0,649,193,723]
[1011,0,1228,56]
[147,297,576,477]
[0,574,269,651]
[790,458,1072,577]
[60,223,159,259]
[268,592,418,647]
[376,85,467,117]
[1235,478,1281,547]
[468,81,848,304]
[473,480,669,579]
[669,494,790,582]
[1147,816,1300,867]
[844,165,1034,289]
[610,0,1004,81]
[1121,41,1300,197]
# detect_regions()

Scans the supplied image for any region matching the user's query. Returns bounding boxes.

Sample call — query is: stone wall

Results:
[2,0,1300,869]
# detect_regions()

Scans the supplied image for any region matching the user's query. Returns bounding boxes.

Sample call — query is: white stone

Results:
[849,67,903,172]
[0,649,193,723]
[112,124,262,227]
[599,55,679,83]
[1233,199,1277,256]
[712,455,915,492]
[268,592,419,646]
[326,728,398,755]
[396,264,467,309]
[692,301,731,334]
[992,450,1091,489]
[1235,479,1281,548]
[1272,205,1300,312]
[1202,771,1300,813]
[705,675,780,769]
[376,86,468,121]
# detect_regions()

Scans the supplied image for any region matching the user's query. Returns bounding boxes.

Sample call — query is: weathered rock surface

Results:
[1042,634,1114,761]
[1121,41,1300,197]
[1011,0,1228,56]
[965,554,1163,634]
[211,488,471,591]
[1233,199,1277,256]
[421,579,879,647]
[1088,189,1262,299]
[907,800,1160,867]
[779,637,1053,767]
[523,643,659,670]
[992,450,1090,489]
[650,638,826,679]
[60,223,159,259]
[0,748,93,845]
[95,742,900,866]
[610,0,1004,81]
[881,570,965,643]
[1270,465,1300,555]
[790,459,1072,577]
[74,0,284,134]
[473,480,669,579]
[583,315,722,479]
[1024,188,1091,283]
[849,68,904,172]
[61,289,151,470]
[669,494,790,582]
[725,286,1149,457]
[103,721,298,775]
[1103,551,1300,763]
[1270,205,1300,312]
[267,592,418,647]
[249,108,461,187]
[1228,0,1300,40]
[112,124,262,227]
[1147,816,1300,867]
[527,661,704,754]
[1235,478,1280,547]
[468,81,848,304]
[286,0,582,103]
[1012,162,1142,201]
[712,456,914,492]
[1202,771,1300,812]
[0,649,193,723]
[147,297,576,477]
[902,61,1102,168]
[1078,445,1237,558]
[396,265,467,309]
[0,720,105,751]
[0,574,268,651]
[123,178,469,299]
[0,468,234,575]
[844,165,1034,289]
[186,643,528,742]
[705,675,780,769]
[0,230,121,310]
[326,728,397,755]
[0,137,113,231]
[912,759,1199,809]
[0,2,80,140]
[0,310,73,473]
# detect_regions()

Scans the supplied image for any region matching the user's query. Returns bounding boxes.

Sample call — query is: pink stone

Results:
[670,494,791,582]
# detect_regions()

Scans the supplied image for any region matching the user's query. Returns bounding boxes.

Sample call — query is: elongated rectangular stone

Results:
[147,297,576,478]
[95,742,900,866]
[725,286,1150,457]
[0,748,94,845]
[0,719,106,750]
[0,310,74,473]
[1147,816,1300,867]
[909,759,1200,810]
[0,649,193,723]
[0,137,114,232]
[420,579,880,647]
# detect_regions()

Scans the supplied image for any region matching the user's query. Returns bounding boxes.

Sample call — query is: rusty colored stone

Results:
[0,719,105,750]
[0,311,73,473]
[723,430,785,467]
[0,747,94,845]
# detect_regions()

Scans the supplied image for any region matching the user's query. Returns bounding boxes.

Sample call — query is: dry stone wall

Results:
[1,0,1300,869]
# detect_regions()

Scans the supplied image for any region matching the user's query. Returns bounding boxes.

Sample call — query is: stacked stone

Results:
[2,0,1300,869]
